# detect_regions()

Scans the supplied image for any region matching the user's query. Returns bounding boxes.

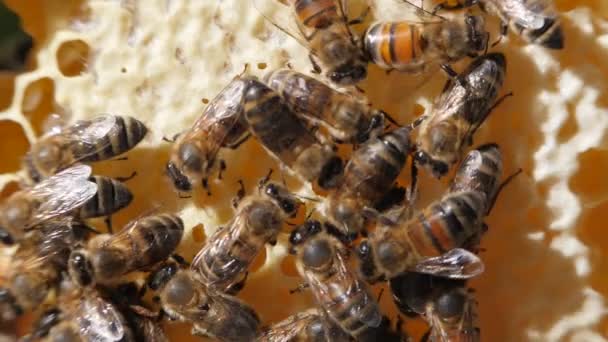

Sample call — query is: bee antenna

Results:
[305,208,316,220]
[294,193,320,202]
[258,169,274,190]
[486,168,523,214]
[401,0,447,21]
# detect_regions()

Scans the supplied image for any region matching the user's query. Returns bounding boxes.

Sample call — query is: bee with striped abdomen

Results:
[166,76,250,194]
[23,114,148,183]
[414,53,508,178]
[324,126,414,236]
[289,220,382,339]
[434,0,563,49]
[265,68,385,144]
[68,213,184,287]
[147,263,261,342]
[363,5,487,74]
[254,0,367,85]
[0,165,97,245]
[243,77,343,189]
[76,174,134,232]
[357,190,487,282]
[191,175,303,294]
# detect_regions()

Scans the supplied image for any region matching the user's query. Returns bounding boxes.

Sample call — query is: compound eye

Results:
[265,183,278,197]
[302,239,332,269]
[280,200,296,215]
[432,161,449,177]
[415,151,429,165]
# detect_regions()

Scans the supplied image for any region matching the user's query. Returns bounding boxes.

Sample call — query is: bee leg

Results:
[225,133,251,149]
[112,156,129,161]
[492,21,509,47]
[226,272,249,295]
[115,171,137,182]
[485,168,522,215]
[432,1,466,14]
[202,177,211,196]
[231,180,246,209]
[347,6,370,25]
[309,54,322,74]
[171,253,190,267]
[289,283,310,294]
[218,160,226,180]
[440,64,466,87]
[104,216,113,234]
[420,328,431,342]
[408,159,419,207]
[469,91,513,139]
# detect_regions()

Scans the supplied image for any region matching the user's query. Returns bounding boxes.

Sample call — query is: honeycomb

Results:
[1,0,607,341]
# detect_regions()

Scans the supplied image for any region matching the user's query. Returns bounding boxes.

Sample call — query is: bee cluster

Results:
[0,0,564,341]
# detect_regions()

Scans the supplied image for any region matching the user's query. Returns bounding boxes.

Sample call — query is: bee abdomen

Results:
[78,176,133,219]
[79,116,148,162]
[410,191,485,256]
[364,22,423,70]
[294,0,339,29]
[133,214,184,267]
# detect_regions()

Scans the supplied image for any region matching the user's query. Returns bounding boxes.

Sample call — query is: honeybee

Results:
[31,287,135,342]
[243,78,343,189]
[68,213,184,287]
[264,69,385,144]
[77,175,134,231]
[254,0,367,85]
[257,308,351,342]
[23,114,148,183]
[191,177,303,294]
[414,53,507,178]
[357,190,487,282]
[363,9,487,73]
[324,126,414,236]
[147,263,261,342]
[0,218,88,321]
[0,164,97,245]
[390,273,479,342]
[434,0,563,49]
[166,77,250,193]
[289,220,382,338]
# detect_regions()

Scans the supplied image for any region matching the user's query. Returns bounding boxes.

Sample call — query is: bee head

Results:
[165,161,192,192]
[147,263,178,291]
[68,250,95,287]
[464,14,487,52]
[289,220,322,252]
[263,182,301,217]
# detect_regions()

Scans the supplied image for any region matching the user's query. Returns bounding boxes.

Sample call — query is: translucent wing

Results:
[28,165,97,226]
[258,309,321,342]
[253,0,315,52]
[370,0,444,22]
[492,0,547,29]
[77,294,127,342]
[413,248,484,279]
[60,114,117,145]
[187,77,249,165]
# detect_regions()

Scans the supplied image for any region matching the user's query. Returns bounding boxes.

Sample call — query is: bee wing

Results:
[370,0,445,22]
[413,248,484,279]
[28,165,97,226]
[457,294,480,342]
[191,78,249,162]
[498,0,548,29]
[77,295,127,342]
[426,304,452,342]
[253,0,318,54]
[60,114,117,144]
[258,310,320,342]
